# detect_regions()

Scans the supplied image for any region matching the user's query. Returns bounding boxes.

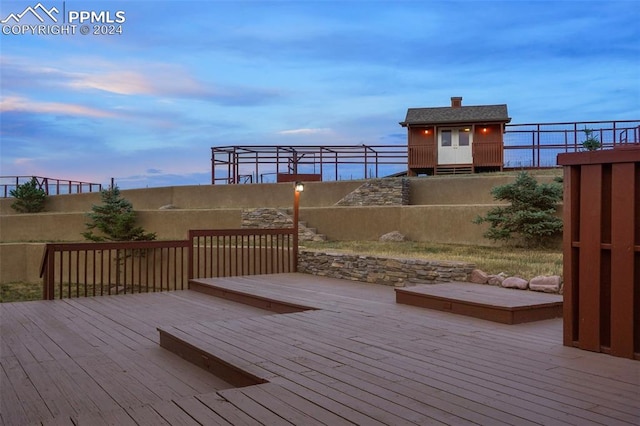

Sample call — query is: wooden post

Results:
[293,184,301,272]
[610,162,636,358]
[558,147,640,360]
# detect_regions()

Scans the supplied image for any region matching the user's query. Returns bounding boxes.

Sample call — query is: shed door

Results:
[438,128,473,164]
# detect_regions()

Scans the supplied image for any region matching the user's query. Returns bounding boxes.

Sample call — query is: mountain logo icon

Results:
[1,3,59,24]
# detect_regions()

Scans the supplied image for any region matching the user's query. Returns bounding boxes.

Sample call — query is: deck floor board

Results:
[2,273,639,425]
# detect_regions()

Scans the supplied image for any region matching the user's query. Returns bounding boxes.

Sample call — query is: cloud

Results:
[278,128,331,135]
[1,56,282,107]
[67,70,156,96]
[63,62,281,106]
[0,96,117,118]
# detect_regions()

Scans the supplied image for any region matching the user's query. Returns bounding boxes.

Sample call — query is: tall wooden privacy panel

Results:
[558,147,640,360]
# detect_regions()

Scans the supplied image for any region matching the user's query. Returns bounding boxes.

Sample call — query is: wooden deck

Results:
[2,273,639,425]
[395,283,563,324]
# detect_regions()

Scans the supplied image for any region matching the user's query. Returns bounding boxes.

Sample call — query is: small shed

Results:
[400,97,511,175]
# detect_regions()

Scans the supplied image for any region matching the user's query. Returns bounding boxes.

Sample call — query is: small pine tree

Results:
[10,177,47,213]
[582,127,601,151]
[473,172,563,247]
[83,186,156,241]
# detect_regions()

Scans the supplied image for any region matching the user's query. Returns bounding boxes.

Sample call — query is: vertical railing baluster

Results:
[216,236,221,277]
[82,250,87,297]
[253,234,257,275]
[234,235,239,276]
[66,250,71,298]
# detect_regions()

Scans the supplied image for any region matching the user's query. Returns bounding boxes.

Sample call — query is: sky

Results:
[1,0,639,189]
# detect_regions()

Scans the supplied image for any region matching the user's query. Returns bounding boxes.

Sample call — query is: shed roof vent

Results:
[451,97,462,108]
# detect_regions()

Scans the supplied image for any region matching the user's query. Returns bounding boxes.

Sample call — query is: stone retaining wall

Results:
[242,208,292,228]
[299,250,474,287]
[335,178,409,206]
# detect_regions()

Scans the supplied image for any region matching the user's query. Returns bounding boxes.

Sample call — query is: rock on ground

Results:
[529,275,562,293]
[487,274,505,286]
[501,276,529,290]
[379,231,406,242]
[470,269,489,284]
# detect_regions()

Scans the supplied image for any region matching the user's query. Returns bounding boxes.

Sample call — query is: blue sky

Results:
[1,0,639,188]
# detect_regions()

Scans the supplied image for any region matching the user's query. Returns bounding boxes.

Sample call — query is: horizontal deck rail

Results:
[39,228,296,300]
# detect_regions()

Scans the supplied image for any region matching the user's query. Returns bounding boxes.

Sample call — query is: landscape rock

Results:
[487,274,505,286]
[470,269,489,284]
[501,276,529,290]
[529,275,562,293]
[379,231,406,242]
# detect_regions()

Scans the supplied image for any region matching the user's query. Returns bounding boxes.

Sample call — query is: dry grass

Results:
[302,240,563,279]
[1,281,42,303]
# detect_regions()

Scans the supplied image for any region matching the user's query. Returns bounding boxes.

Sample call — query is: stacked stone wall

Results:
[298,250,474,287]
[335,178,409,206]
[241,208,292,228]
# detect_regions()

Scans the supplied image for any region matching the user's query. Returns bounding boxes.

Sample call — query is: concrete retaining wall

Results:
[0,243,45,284]
[0,209,243,242]
[298,205,498,245]
[0,181,363,215]
[409,172,561,205]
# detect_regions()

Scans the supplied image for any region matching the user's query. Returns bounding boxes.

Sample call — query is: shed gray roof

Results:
[400,104,510,126]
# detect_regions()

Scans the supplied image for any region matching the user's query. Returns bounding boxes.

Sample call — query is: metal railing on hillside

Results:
[211,120,640,182]
[503,120,640,168]
[40,228,296,300]
[1,176,102,198]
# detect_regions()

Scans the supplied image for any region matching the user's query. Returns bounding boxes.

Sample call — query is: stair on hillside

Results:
[282,208,327,242]
[298,221,327,242]
[435,165,474,175]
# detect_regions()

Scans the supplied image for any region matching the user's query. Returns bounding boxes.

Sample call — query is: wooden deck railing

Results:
[473,143,503,167]
[40,228,296,300]
[40,240,191,300]
[189,228,295,279]
[408,145,435,168]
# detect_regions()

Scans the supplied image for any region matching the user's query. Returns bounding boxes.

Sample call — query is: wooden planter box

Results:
[558,146,640,360]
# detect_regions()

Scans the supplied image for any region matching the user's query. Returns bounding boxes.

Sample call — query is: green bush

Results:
[473,172,563,247]
[83,185,156,241]
[10,177,47,213]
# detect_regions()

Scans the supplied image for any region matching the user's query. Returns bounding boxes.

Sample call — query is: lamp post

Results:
[293,181,304,272]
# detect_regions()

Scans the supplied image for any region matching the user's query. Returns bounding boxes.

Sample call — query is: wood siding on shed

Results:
[408,127,436,168]
[472,125,503,167]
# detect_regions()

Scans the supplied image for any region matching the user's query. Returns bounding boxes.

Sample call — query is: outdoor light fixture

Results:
[295,182,304,192]
[424,129,430,135]
[482,127,488,133]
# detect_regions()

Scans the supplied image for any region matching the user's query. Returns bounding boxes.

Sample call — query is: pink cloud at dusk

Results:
[0,96,118,118]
